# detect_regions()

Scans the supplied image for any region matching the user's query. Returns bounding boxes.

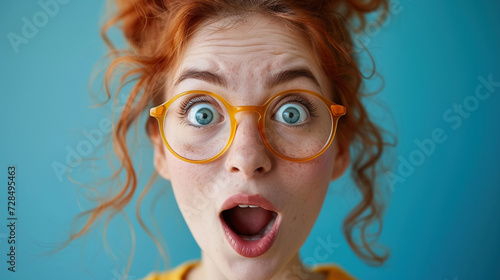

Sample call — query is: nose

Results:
[224,112,272,179]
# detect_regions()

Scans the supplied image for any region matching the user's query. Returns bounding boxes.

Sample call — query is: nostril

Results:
[227,163,269,177]
[230,167,240,173]
[255,167,265,173]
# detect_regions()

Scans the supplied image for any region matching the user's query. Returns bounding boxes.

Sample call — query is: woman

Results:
[73,0,390,279]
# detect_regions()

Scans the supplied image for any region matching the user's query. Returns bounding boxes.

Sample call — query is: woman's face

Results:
[153,14,348,280]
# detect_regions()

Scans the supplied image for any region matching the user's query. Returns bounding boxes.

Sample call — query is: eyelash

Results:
[178,96,214,115]
[276,94,319,119]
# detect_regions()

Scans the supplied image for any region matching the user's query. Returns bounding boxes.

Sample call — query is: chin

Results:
[217,254,286,280]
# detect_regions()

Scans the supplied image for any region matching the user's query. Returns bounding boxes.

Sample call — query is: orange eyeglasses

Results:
[150,89,346,163]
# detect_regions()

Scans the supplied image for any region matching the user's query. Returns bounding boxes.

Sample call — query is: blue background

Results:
[1,1,499,279]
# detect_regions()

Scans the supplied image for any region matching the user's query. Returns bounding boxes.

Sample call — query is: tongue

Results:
[223,207,274,236]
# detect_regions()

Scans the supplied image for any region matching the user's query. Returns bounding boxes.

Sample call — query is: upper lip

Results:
[220,193,278,213]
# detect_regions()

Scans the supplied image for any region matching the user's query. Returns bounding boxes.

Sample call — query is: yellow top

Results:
[143,262,356,280]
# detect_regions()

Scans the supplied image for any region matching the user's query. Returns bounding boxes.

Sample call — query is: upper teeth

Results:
[238,204,259,208]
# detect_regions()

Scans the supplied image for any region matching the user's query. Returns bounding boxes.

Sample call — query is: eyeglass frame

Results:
[150,89,346,164]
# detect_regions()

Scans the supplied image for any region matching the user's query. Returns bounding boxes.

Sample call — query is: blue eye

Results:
[275,103,308,125]
[187,103,221,126]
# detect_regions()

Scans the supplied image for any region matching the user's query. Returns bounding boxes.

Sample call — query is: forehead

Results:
[169,14,330,101]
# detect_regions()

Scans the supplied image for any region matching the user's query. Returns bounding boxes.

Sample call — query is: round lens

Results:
[264,92,334,159]
[163,93,231,161]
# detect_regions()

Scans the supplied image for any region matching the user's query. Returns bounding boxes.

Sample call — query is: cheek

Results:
[164,155,214,219]
[283,152,334,191]
[269,155,334,255]
[279,152,335,217]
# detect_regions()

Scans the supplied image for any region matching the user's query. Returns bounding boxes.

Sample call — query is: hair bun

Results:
[106,0,387,49]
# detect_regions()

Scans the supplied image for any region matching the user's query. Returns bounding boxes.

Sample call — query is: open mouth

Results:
[219,194,280,258]
[221,205,277,241]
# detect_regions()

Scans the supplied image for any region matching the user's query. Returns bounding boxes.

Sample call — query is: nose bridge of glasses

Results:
[231,105,266,120]
[230,106,267,140]
[229,105,268,154]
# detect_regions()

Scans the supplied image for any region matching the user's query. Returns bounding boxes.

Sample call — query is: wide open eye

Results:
[274,103,308,125]
[186,103,222,126]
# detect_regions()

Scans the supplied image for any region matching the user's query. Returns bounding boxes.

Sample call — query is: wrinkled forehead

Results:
[166,14,330,101]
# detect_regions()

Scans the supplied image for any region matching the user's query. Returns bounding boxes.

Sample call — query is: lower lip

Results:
[220,213,281,258]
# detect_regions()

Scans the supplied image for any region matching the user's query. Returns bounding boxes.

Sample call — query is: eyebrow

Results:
[266,68,320,88]
[175,69,227,87]
[175,67,320,88]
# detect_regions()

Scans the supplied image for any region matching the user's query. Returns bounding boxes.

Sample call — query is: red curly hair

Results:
[71,0,391,269]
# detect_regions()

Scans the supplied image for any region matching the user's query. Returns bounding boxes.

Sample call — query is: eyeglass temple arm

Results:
[331,104,346,117]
